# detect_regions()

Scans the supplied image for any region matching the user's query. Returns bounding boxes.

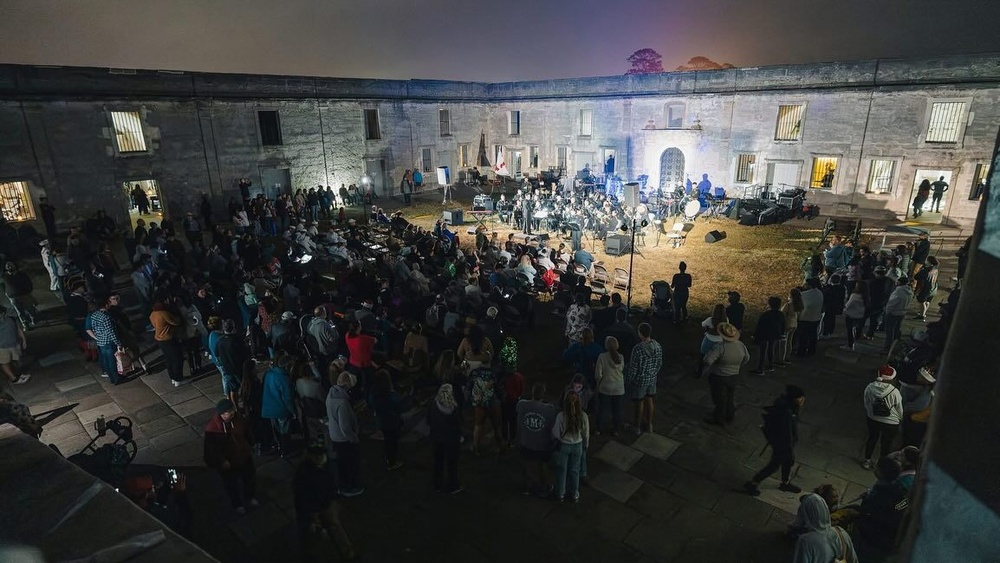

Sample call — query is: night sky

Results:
[1,0,997,81]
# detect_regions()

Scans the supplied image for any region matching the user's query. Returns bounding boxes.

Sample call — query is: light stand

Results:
[623,216,648,312]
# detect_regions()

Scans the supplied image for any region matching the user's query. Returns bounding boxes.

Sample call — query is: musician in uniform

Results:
[521,194,534,235]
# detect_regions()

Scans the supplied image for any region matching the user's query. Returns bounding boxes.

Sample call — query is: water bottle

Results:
[95,415,107,435]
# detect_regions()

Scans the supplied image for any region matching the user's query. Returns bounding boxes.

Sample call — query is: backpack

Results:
[872,392,892,417]
[425,303,443,328]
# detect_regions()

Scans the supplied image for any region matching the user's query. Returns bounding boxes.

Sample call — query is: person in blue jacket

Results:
[261,352,296,456]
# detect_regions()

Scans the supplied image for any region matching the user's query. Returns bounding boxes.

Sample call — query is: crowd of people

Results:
[3,183,966,562]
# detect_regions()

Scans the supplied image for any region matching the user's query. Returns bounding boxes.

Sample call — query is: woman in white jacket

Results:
[862,365,904,469]
[594,336,626,436]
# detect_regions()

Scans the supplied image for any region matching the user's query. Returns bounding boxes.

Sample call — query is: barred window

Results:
[439,109,451,137]
[926,102,965,143]
[111,111,147,153]
[866,159,896,195]
[734,153,756,183]
[421,148,433,173]
[0,181,36,222]
[774,105,804,141]
[557,146,568,171]
[580,109,593,136]
[508,111,521,136]
[809,157,839,189]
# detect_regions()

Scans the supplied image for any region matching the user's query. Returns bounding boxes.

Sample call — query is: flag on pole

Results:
[493,146,509,177]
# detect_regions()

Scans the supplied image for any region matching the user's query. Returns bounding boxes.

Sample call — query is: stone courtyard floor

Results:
[7,194,958,562]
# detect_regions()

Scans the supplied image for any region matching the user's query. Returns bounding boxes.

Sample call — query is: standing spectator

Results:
[744,385,806,496]
[864,266,894,339]
[199,193,213,229]
[841,281,868,350]
[517,382,557,496]
[624,323,663,434]
[39,240,60,292]
[426,383,463,494]
[327,371,364,496]
[820,274,846,338]
[562,327,603,393]
[468,365,503,455]
[88,296,123,384]
[796,279,824,356]
[456,324,494,367]
[551,391,590,503]
[344,321,377,396]
[910,233,931,279]
[790,493,857,563]
[261,353,296,457]
[0,306,29,385]
[751,296,785,374]
[697,304,728,375]
[150,301,186,387]
[862,366,903,469]
[108,293,148,373]
[499,369,525,447]
[182,212,202,247]
[594,336,626,435]
[670,262,692,323]
[725,291,745,331]
[913,256,939,320]
[1,262,37,329]
[883,277,913,352]
[39,196,58,239]
[912,179,931,217]
[370,369,405,470]
[701,322,750,426]
[930,176,949,213]
[204,399,258,514]
[293,444,357,561]
[823,236,850,274]
[564,294,592,343]
[214,320,248,404]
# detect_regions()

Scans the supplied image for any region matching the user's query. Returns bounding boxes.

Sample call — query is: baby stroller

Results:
[649,281,673,319]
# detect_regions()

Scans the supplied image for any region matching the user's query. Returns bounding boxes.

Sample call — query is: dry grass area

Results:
[390,191,824,328]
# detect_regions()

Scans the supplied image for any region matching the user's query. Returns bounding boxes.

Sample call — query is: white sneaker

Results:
[14,374,31,385]
[172,380,182,387]
[101,373,110,378]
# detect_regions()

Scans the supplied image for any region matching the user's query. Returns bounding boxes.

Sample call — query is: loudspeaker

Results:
[605,234,632,256]
[535,233,549,244]
[442,209,463,225]
[623,182,640,208]
[705,230,727,243]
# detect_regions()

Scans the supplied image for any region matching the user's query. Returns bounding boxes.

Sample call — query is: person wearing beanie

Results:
[861,366,904,469]
[745,385,806,497]
[326,369,364,497]
[203,398,258,514]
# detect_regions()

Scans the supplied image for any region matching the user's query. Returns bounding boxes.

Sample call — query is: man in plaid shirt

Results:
[88,297,122,384]
[625,323,662,433]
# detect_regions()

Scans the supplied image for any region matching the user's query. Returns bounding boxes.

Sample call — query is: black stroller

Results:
[649,281,673,319]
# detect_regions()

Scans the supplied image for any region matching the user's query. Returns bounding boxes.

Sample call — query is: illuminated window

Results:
[866,159,896,195]
[508,111,521,136]
[111,111,147,153]
[557,146,568,171]
[439,109,451,137]
[257,111,282,146]
[529,146,539,169]
[665,103,685,128]
[458,144,470,168]
[579,109,593,136]
[926,102,966,143]
[734,153,756,183]
[0,181,36,222]
[421,148,433,173]
[774,104,804,141]
[363,109,381,140]
[971,163,989,200]
[809,157,839,189]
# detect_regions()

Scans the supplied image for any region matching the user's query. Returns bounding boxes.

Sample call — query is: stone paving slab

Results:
[140,414,187,439]
[626,482,686,520]
[62,383,107,402]
[631,432,681,460]
[667,469,725,510]
[184,408,216,431]
[712,490,778,530]
[149,425,201,452]
[160,384,206,406]
[159,438,206,468]
[228,501,291,546]
[134,402,174,424]
[54,375,98,393]
[39,419,87,443]
[594,440,644,472]
[589,467,644,504]
[172,396,215,418]
[75,401,123,425]
[624,517,687,563]
[37,352,78,368]
[107,384,162,412]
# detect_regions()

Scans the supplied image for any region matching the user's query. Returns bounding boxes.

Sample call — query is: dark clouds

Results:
[0,0,996,81]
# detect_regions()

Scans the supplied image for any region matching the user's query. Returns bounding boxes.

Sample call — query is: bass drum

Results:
[683,200,701,219]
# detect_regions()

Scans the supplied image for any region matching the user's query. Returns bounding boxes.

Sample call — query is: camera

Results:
[167,469,178,485]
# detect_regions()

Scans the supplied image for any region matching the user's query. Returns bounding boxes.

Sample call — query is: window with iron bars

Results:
[925,102,966,143]
[0,181,36,222]
[111,111,147,153]
[774,105,804,141]
[734,153,756,183]
[866,159,896,195]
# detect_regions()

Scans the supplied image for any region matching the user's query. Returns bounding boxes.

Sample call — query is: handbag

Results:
[115,347,136,375]
[832,526,849,563]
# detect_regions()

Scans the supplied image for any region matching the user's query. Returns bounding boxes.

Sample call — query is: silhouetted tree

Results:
[626,49,664,75]
[676,56,736,71]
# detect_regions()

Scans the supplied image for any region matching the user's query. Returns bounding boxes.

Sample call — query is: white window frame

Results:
[439,109,451,137]
[0,180,36,222]
[579,109,593,137]
[665,103,685,128]
[110,110,147,153]
[865,158,898,195]
[557,146,568,171]
[922,99,970,145]
[733,153,756,184]
[774,104,805,142]
[508,110,521,136]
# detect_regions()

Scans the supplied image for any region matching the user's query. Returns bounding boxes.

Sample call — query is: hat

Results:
[918,367,936,384]
[281,311,296,322]
[337,371,357,388]
[215,398,235,414]
[717,322,740,341]
[486,306,499,319]
[877,365,897,381]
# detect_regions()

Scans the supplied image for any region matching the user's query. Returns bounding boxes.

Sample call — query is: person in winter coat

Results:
[883,278,913,352]
[593,336,625,435]
[203,399,258,514]
[820,274,846,337]
[791,493,857,563]
[327,370,364,496]
[862,366,904,469]
[864,266,894,338]
[426,383,464,494]
[841,281,868,350]
[261,353,296,456]
[745,385,806,496]
[369,369,405,470]
[293,444,357,561]
[213,319,248,404]
[752,296,785,374]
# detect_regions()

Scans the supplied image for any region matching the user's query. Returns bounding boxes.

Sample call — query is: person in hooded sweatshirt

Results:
[261,352,296,457]
[745,385,806,496]
[862,365,904,470]
[792,493,857,563]
[426,383,464,494]
[203,399,258,514]
[325,369,363,494]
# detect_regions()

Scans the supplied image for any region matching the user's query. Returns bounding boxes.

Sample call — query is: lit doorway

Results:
[259,168,292,201]
[364,158,388,197]
[908,169,953,224]
[658,147,685,191]
[122,179,163,231]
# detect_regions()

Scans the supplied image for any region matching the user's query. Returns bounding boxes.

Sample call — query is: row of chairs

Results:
[580,262,630,296]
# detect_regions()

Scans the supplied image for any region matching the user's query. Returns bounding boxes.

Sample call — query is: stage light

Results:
[620,224,629,233]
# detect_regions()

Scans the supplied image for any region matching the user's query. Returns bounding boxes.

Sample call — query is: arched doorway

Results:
[659,148,685,190]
